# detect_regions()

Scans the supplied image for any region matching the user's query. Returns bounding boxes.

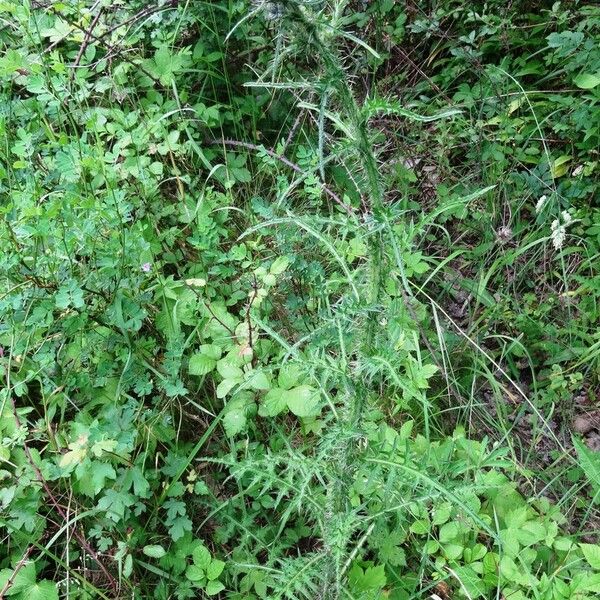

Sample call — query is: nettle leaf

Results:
[286,385,320,417]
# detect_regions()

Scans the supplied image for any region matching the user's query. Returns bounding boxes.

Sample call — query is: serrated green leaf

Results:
[260,388,287,417]
[286,385,320,417]
[223,408,246,437]
[206,580,225,595]
[206,559,225,580]
[189,353,216,376]
[143,545,166,559]
[581,544,600,570]
[22,580,59,600]
[193,544,212,569]
[185,564,206,583]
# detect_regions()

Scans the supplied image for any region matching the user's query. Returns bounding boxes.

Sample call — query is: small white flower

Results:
[561,210,573,226]
[535,195,547,214]
[551,220,566,250]
[572,164,583,176]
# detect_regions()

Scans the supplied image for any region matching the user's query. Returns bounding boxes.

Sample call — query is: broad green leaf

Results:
[193,544,212,570]
[189,353,216,376]
[516,521,546,546]
[246,370,270,390]
[0,563,36,596]
[185,564,206,583]
[223,408,246,437]
[581,543,600,570]
[443,543,463,560]
[505,506,528,529]
[574,73,600,89]
[432,502,451,525]
[76,461,116,497]
[217,360,244,381]
[123,554,133,578]
[439,521,459,543]
[286,385,320,417]
[143,545,166,559]
[278,364,302,389]
[270,256,289,275]
[216,379,238,398]
[206,559,225,580]
[22,580,59,600]
[260,388,287,417]
[206,580,225,595]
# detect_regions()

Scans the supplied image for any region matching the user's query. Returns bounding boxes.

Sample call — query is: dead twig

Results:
[72,7,104,73]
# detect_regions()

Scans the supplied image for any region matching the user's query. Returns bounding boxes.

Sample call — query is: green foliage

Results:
[0,1,599,599]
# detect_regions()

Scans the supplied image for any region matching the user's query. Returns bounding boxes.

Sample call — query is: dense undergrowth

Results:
[1,1,600,598]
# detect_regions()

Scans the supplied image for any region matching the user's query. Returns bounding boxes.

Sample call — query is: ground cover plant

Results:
[0,0,599,598]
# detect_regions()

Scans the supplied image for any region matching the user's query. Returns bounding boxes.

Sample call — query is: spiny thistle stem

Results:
[287,2,387,597]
